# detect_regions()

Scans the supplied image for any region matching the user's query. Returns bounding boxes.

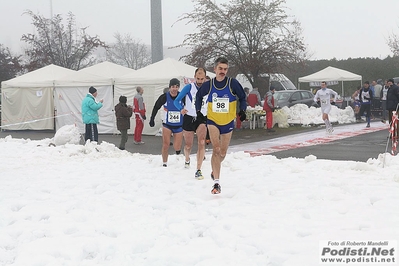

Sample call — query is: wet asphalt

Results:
[0,121,393,163]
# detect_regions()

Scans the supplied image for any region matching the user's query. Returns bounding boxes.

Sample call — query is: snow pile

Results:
[0,136,398,265]
[278,104,356,126]
[53,125,82,146]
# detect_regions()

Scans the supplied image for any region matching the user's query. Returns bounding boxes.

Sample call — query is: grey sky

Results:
[1,0,399,60]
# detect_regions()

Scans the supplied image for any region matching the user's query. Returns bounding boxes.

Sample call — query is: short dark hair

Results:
[214,57,228,67]
[364,81,370,85]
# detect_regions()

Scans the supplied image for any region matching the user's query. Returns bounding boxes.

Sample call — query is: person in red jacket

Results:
[263,86,276,132]
[133,86,146,144]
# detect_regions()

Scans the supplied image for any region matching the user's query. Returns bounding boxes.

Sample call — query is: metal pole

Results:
[150,0,163,63]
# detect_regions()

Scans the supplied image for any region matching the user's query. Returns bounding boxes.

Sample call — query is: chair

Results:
[247,94,262,129]
[247,94,258,107]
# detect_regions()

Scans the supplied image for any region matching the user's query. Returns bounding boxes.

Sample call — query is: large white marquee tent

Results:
[54,71,114,134]
[298,66,362,96]
[1,59,214,136]
[1,65,76,130]
[78,61,136,79]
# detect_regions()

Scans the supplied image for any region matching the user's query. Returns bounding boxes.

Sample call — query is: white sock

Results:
[214,179,219,184]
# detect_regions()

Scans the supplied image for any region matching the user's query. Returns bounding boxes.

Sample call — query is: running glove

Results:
[149,118,155,127]
[239,110,246,121]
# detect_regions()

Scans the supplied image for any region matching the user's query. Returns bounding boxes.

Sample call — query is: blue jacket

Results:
[81,93,103,124]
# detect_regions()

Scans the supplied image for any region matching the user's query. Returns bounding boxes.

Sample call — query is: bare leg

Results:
[196,123,207,170]
[173,131,183,153]
[208,125,233,180]
[162,127,172,164]
[183,130,194,163]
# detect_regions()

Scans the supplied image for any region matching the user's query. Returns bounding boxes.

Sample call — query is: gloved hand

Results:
[196,111,206,124]
[272,107,276,112]
[142,115,146,120]
[239,110,246,121]
[149,118,155,127]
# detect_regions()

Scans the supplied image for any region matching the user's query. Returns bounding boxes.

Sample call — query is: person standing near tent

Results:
[149,78,183,167]
[263,86,276,132]
[313,81,338,134]
[133,86,146,145]
[81,86,103,142]
[173,68,207,180]
[195,57,247,194]
[358,81,373,128]
[115,95,133,150]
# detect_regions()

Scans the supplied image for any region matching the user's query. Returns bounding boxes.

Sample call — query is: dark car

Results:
[274,90,318,108]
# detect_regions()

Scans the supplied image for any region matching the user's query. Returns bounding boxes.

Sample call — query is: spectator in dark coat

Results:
[115,96,133,150]
[386,79,399,138]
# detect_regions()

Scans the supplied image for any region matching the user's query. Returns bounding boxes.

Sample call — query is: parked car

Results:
[274,90,318,108]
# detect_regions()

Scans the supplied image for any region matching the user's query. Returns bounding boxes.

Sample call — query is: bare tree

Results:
[0,44,23,83]
[176,0,308,92]
[106,33,151,69]
[388,30,399,56]
[21,11,107,71]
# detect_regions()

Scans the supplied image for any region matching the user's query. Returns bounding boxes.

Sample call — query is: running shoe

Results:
[211,183,221,194]
[184,161,190,169]
[195,170,204,180]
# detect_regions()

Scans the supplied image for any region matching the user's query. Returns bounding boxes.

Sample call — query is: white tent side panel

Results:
[54,86,115,134]
[114,83,165,136]
[1,87,54,130]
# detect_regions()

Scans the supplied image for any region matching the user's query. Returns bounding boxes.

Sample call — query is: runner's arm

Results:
[173,84,191,111]
[150,93,167,120]
[231,78,247,111]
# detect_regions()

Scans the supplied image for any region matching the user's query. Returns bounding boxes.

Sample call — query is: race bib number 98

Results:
[212,97,229,113]
[168,111,181,123]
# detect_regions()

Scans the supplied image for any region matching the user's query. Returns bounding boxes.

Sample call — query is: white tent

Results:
[79,61,136,79]
[298,66,362,96]
[1,65,76,130]
[114,58,215,135]
[54,71,114,134]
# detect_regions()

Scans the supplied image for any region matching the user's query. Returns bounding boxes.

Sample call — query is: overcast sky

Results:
[1,0,399,60]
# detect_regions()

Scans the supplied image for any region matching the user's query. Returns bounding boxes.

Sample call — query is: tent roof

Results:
[54,70,112,87]
[298,66,362,83]
[115,58,215,85]
[1,64,76,88]
[79,61,136,79]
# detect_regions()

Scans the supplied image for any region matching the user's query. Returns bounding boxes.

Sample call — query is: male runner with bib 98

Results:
[195,57,247,194]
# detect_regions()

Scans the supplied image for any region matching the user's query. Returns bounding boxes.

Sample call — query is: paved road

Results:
[269,127,390,162]
[0,121,393,162]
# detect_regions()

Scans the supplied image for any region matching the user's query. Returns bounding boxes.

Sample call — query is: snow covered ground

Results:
[1,118,398,265]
